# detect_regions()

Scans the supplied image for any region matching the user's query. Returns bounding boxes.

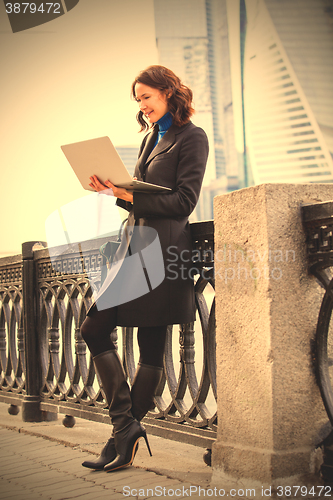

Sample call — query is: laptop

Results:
[61,136,171,193]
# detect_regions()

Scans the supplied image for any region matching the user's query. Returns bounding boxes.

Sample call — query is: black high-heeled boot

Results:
[104,419,152,472]
[131,363,163,421]
[103,363,159,472]
[82,435,116,470]
[82,349,137,470]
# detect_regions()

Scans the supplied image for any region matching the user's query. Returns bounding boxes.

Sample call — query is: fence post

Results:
[21,241,43,422]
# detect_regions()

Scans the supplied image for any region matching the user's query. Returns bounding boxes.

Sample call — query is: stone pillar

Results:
[212,184,333,491]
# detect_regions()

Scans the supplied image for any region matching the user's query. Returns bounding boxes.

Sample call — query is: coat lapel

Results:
[145,129,176,164]
[137,125,159,179]
[145,122,191,164]
[136,122,191,179]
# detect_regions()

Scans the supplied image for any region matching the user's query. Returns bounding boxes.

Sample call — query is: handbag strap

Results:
[117,217,128,242]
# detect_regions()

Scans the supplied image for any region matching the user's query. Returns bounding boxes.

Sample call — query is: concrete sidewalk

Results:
[0,402,211,500]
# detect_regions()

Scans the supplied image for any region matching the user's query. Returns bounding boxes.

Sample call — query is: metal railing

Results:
[0,221,216,449]
[302,202,333,481]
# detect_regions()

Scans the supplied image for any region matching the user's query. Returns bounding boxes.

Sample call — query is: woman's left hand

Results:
[89,175,133,203]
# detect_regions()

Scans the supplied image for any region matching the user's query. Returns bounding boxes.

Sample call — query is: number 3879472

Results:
[5,3,61,14]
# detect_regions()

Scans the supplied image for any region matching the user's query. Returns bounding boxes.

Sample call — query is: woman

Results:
[81,65,209,472]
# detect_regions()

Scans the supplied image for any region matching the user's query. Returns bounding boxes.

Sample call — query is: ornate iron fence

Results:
[302,201,333,481]
[0,221,216,449]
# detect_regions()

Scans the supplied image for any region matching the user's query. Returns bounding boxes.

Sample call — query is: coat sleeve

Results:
[132,127,208,219]
[115,134,150,212]
[116,198,133,212]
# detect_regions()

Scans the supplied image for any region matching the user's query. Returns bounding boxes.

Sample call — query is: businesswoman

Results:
[80,65,209,472]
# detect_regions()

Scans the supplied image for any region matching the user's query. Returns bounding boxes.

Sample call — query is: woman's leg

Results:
[81,308,151,472]
[137,325,168,367]
[80,306,117,357]
[80,307,118,469]
[130,326,167,421]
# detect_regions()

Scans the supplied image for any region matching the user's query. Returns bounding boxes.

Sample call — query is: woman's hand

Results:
[89,175,133,203]
[105,180,134,203]
[89,175,112,194]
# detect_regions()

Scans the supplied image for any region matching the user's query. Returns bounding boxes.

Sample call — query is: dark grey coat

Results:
[93,121,209,326]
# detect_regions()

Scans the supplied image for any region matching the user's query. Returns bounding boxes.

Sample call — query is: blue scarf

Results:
[154,112,173,147]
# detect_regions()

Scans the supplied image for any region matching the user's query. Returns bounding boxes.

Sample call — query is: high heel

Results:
[104,420,152,472]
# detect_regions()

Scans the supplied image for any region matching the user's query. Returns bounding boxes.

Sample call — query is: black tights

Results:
[80,306,167,368]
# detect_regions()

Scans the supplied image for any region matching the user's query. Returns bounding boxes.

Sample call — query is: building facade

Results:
[154,0,236,220]
[227,0,333,186]
[128,0,333,220]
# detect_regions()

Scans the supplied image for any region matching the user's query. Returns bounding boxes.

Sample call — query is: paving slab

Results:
[0,402,211,485]
[0,401,214,500]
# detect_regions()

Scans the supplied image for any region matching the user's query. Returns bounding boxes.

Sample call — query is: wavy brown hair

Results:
[131,65,194,132]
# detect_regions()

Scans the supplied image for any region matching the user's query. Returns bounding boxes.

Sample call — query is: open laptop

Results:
[61,136,171,193]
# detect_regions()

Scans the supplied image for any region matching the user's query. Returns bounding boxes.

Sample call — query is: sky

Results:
[0,0,158,256]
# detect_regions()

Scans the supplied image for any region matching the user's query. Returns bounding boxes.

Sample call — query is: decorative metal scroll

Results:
[0,221,216,448]
[0,257,25,399]
[302,202,333,430]
[302,201,333,480]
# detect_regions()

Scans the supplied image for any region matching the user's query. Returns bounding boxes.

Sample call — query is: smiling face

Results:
[134,82,169,124]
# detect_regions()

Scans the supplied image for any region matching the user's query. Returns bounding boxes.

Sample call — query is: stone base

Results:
[211,467,325,500]
[21,396,43,422]
[212,441,324,499]
[212,441,322,483]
